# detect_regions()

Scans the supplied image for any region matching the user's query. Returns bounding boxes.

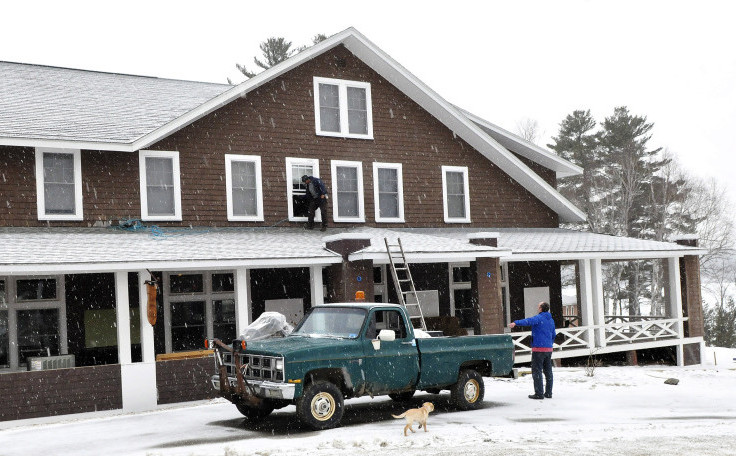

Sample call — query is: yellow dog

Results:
[391,402,434,436]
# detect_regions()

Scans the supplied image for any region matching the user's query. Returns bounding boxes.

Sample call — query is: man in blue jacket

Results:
[509,302,556,399]
[301,175,328,231]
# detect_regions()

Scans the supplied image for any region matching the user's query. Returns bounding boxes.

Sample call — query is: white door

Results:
[523,287,550,318]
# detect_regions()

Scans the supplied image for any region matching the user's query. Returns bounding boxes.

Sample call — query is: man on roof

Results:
[301,175,328,231]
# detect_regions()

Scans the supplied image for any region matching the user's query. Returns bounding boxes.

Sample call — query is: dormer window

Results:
[35,148,83,221]
[313,77,373,139]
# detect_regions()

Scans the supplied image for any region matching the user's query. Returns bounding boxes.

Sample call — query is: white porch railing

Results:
[511,326,592,353]
[510,316,687,354]
[603,317,682,345]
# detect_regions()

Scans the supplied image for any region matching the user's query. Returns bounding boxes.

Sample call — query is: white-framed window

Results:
[373,162,404,223]
[441,165,471,223]
[225,154,264,221]
[313,77,373,139]
[285,157,321,222]
[331,160,364,222]
[0,276,68,371]
[35,148,83,221]
[162,271,236,353]
[139,150,182,221]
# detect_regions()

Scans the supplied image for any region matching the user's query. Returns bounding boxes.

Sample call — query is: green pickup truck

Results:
[209,303,515,430]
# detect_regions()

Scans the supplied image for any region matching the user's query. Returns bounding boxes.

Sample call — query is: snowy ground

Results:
[2,347,735,456]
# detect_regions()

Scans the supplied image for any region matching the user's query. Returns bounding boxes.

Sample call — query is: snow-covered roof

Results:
[0,61,229,148]
[0,227,705,275]
[404,228,708,261]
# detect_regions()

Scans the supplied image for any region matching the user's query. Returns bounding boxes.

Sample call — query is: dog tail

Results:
[391,412,407,419]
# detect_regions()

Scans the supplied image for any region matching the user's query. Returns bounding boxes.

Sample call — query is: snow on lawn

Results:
[2,347,735,456]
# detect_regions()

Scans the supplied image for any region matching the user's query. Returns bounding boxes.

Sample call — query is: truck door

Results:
[361,309,419,395]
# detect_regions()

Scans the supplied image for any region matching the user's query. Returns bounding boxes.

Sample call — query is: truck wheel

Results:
[450,369,484,410]
[236,401,275,420]
[388,390,415,402]
[297,381,344,430]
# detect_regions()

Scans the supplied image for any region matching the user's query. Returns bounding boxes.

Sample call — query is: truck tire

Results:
[450,369,484,410]
[236,401,275,420]
[297,380,344,430]
[388,390,415,402]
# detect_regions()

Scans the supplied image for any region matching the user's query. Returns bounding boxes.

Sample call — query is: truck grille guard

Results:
[208,338,286,403]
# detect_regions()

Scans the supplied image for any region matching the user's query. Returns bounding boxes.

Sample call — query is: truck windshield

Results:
[291,307,367,339]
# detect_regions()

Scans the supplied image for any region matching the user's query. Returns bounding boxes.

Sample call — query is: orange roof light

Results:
[355,290,365,301]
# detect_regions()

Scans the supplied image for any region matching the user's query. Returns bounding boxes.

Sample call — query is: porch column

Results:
[116,271,158,413]
[667,257,685,366]
[114,271,132,365]
[578,260,596,348]
[324,234,374,302]
[590,258,606,348]
[310,266,325,306]
[234,267,251,335]
[468,233,503,335]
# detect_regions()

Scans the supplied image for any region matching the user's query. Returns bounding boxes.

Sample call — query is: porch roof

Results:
[0,226,706,275]
[402,228,708,261]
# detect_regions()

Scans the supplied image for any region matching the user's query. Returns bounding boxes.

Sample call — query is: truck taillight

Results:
[204,339,209,349]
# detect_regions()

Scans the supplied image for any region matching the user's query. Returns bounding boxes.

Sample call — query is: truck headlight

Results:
[275,359,284,370]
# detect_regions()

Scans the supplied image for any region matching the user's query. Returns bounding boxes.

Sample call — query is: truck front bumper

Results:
[211,375,296,400]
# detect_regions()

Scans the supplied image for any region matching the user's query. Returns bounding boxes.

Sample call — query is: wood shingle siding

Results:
[0,46,557,228]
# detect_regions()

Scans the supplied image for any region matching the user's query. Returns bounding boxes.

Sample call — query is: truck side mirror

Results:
[378,329,395,342]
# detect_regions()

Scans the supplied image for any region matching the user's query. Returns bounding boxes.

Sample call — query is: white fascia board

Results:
[457,108,583,178]
[340,31,587,223]
[0,256,342,275]
[351,249,513,264]
[0,136,137,152]
[503,249,708,262]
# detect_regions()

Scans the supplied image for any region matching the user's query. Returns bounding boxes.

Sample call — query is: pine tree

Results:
[548,110,601,231]
[236,34,328,79]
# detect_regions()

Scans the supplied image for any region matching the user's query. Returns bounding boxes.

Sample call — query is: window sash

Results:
[442,166,470,223]
[373,163,404,223]
[331,160,364,222]
[314,77,372,139]
[35,149,82,220]
[139,150,181,221]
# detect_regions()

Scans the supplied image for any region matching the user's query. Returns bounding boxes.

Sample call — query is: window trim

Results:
[285,157,321,222]
[313,77,373,139]
[35,148,83,221]
[372,162,405,223]
[139,150,182,222]
[224,154,264,222]
[330,160,365,223]
[441,165,471,223]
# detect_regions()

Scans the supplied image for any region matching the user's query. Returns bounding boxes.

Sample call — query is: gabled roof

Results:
[0,61,229,148]
[0,28,585,222]
[458,108,583,179]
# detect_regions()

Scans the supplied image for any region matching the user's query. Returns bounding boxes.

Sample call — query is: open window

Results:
[285,157,320,222]
[35,148,83,221]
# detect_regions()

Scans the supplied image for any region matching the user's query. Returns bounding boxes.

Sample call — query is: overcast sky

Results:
[4,0,735,213]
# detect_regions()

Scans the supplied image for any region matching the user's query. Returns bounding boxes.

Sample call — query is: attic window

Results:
[313,77,373,139]
[35,148,83,221]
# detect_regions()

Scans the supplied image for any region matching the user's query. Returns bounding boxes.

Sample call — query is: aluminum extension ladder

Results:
[384,237,427,331]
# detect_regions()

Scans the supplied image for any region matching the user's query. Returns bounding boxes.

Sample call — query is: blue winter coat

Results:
[513,312,556,348]
[303,176,327,200]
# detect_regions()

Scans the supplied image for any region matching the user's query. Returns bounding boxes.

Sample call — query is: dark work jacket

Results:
[303,176,327,200]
